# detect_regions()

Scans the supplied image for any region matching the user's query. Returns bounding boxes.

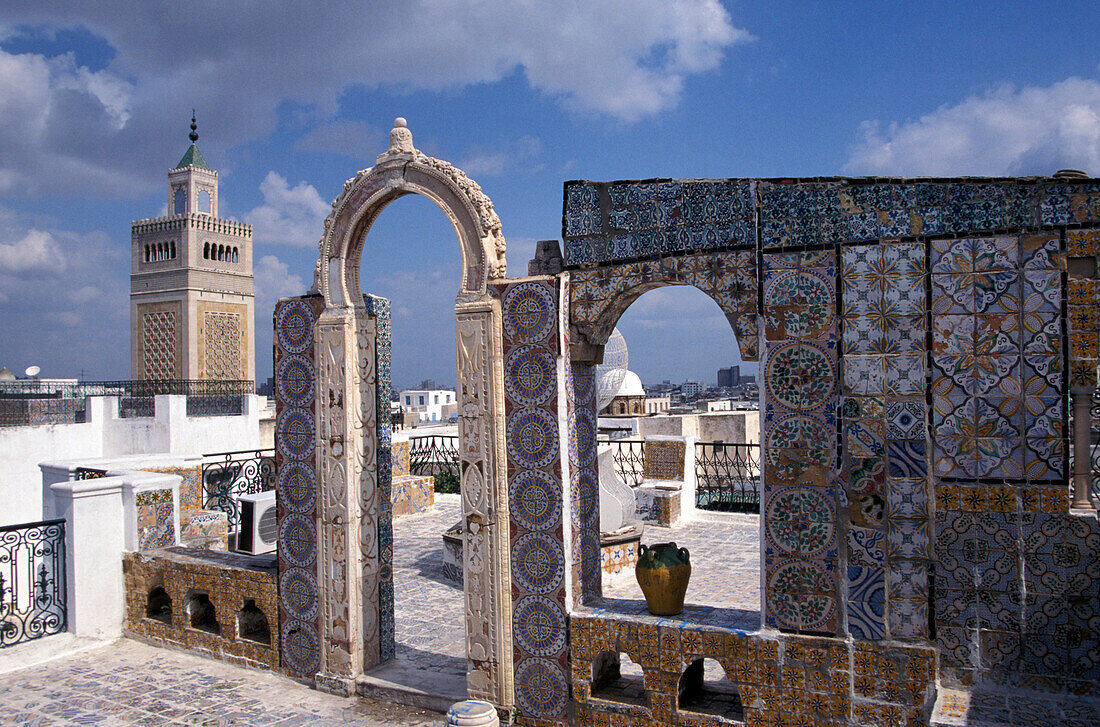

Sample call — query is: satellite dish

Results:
[24,365,40,377]
[596,328,629,413]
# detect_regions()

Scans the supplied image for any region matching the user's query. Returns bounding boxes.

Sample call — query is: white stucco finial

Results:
[389,117,414,154]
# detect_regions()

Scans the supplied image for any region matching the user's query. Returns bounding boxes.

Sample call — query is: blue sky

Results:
[0,1,1097,388]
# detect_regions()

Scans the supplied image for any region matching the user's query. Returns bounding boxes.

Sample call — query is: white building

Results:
[681,380,704,397]
[399,389,456,423]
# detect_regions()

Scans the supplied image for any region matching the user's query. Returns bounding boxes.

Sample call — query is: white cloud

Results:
[245,172,330,248]
[254,254,307,308]
[846,77,1100,176]
[0,1,750,194]
[68,285,101,304]
[460,136,542,177]
[0,208,128,376]
[295,120,386,159]
[0,228,62,273]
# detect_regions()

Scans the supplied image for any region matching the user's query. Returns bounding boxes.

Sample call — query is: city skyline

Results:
[0,3,1097,383]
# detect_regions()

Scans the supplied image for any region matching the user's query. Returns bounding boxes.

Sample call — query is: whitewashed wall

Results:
[0,395,263,527]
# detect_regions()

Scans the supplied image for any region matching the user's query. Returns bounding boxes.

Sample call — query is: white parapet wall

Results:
[49,467,184,640]
[1,394,263,527]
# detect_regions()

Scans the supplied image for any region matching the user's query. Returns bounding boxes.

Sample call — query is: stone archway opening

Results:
[589,284,762,629]
[355,193,468,694]
[291,118,513,707]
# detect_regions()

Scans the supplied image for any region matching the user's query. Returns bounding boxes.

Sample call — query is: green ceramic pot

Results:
[635,542,691,616]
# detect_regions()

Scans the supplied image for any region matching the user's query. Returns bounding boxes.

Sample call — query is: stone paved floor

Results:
[390,493,465,678]
[0,638,444,726]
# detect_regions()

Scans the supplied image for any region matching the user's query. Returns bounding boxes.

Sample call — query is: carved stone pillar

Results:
[455,298,513,707]
[313,310,377,694]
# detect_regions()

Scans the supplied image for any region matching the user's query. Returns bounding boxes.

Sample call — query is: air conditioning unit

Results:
[237,491,277,555]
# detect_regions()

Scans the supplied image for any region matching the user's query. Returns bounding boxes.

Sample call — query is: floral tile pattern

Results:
[762,250,839,635]
[931,234,1064,483]
[840,241,930,641]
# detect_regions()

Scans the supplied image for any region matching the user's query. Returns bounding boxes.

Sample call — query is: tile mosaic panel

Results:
[568,249,758,360]
[641,439,686,480]
[136,488,175,550]
[365,294,396,663]
[761,250,840,635]
[839,240,931,642]
[931,234,1064,483]
[273,295,324,678]
[568,361,601,606]
[499,278,570,721]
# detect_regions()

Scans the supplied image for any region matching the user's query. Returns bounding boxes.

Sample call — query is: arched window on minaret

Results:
[144,245,149,262]
[232,247,238,263]
[197,190,211,214]
[170,241,176,259]
[173,188,186,215]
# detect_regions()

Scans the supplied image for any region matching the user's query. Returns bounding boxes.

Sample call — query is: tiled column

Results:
[496,279,570,723]
[760,250,841,634]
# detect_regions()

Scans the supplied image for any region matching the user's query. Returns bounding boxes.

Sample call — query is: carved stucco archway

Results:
[310,119,513,704]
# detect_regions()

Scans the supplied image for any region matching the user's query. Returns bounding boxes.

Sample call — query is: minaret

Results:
[130,114,255,381]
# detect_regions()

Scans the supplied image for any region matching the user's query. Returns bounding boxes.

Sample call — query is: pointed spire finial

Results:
[189,110,198,143]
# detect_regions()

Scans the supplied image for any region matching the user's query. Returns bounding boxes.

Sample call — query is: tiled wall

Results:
[840,241,930,641]
[498,278,571,723]
[559,176,1100,720]
[273,295,324,678]
[571,612,935,727]
[123,549,279,670]
[761,250,841,634]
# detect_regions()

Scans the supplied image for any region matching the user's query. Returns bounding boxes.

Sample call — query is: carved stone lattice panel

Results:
[203,311,241,379]
[143,311,177,379]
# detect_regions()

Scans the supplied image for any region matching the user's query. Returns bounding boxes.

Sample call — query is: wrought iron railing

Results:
[0,379,254,425]
[695,442,761,512]
[409,435,460,477]
[201,449,276,532]
[0,518,67,648]
[602,438,646,487]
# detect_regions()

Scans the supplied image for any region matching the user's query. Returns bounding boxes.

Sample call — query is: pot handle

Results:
[679,546,690,563]
[639,543,648,558]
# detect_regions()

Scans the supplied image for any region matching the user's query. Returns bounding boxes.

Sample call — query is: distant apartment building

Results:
[717,365,740,388]
[681,380,704,398]
[399,388,457,423]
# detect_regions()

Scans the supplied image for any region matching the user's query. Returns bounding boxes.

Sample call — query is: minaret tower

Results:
[130,114,255,381]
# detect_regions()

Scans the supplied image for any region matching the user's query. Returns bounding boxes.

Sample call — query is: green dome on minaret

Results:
[175,111,209,170]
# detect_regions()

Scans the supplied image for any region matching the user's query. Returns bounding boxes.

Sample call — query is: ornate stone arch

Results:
[568,249,759,359]
[308,120,514,707]
[316,118,507,309]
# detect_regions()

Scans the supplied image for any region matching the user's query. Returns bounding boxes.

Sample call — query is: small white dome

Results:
[616,370,644,398]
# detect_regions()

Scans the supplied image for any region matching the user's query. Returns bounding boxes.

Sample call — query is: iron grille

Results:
[201,449,276,532]
[0,379,253,425]
[694,442,761,512]
[0,518,67,648]
[602,438,646,487]
[408,435,460,477]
